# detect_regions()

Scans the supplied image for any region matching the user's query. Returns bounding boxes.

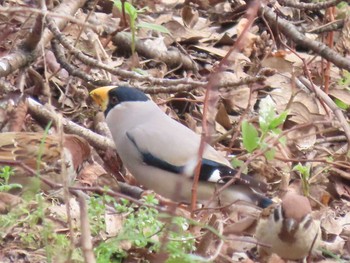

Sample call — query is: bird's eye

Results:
[110,96,119,106]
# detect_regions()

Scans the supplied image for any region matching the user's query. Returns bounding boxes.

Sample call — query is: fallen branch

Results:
[113,32,198,71]
[261,5,350,71]
[0,0,88,78]
[27,97,116,150]
[278,0,343,10]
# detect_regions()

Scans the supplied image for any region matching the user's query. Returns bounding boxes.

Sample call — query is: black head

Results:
[90,86,150,116]
[105,86,149,116]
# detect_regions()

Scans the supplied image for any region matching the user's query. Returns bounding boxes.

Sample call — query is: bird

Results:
[255,192,321,260]
[90,85,272,208]
[0,132,91,192]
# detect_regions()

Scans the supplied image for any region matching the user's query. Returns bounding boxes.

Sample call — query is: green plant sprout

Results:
[114,0,170,57]
[0,190,207,262]
[334,70,350,109]
[95,194,200,262]
[36,120,53,174]
[242,96,288,160]
[338,70,350,86]
[293,163,311,196]
[0,193,77,262]
[0,166,22,192]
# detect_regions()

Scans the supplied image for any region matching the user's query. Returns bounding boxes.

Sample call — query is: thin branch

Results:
[27,97,116,150]
[261,5,350,71]
[297,76,350,149]
[0,0,88,78]
[278,0,344,11]
[70,190,96,263]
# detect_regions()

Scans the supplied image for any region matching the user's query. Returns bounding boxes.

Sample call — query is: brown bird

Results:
[0,132,90,192]
[255,192,321,260]
[90,85,272,208]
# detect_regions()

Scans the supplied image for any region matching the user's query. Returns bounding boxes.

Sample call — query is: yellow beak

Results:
[90,86,116,111]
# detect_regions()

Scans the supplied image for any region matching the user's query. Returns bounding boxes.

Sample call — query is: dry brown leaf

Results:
[163,16,215,43]
[261,56,294,73]
[329,88,350,105]
[48,198,81,227]
[8,98,27,132]
[183,113,198,132]
[295,91,327,115]
[289,102,313,124]
[331,175,350,200]
[236,18,259,57]
[163,20,199,43]
[193,45,228,57]
[218,70,257,114]
[222,86,256,113]
[78,162,107,186]
[216,102,231,130]
[181,5,199,28]
[87,12,121,35]
[210,1,232,17]
[105,213,123,237]
[45,50,69,80]
[0,192,22,213]
[64,134,91,171]
[288,126,317,151]
[335,16,350,55]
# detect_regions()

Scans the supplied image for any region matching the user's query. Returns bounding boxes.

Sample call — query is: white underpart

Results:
[209,169,222,183]
[183,156,222,183]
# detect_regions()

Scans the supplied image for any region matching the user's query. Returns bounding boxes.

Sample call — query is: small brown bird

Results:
[255,192,321,260]
[90,85,272,208]
[0,132,90,191]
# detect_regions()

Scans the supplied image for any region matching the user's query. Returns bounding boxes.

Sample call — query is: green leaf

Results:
[242,120,259,152]
[142,194,159,205]
[269,110,288,129]
[231,158,244,168]
[231,159,248,173]
[137,22,170,34]
[0,183,22,192]
[114,0,138,21]
[264,149,276,160]
[334,98,349,110]
[259,98,276,133]
[338,70,350,86]
[292,163,310,179]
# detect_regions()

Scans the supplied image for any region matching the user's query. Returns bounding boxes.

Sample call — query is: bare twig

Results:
[46,13,265,92]
[113,32,197,71]
[71,190,96,263]
[0,6,98,29]
[0,0,88,78]
[27,98,116,150]
[261,5,350,71]
[278,0,343,11]
[191,0,261,215]
[297,76,350,149]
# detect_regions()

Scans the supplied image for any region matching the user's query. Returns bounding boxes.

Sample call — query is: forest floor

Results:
[0,0,349,262]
